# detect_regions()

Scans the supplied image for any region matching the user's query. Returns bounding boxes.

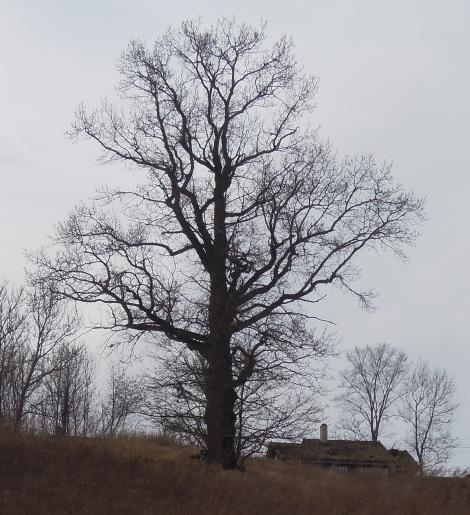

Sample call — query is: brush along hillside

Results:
[1,431,469,515]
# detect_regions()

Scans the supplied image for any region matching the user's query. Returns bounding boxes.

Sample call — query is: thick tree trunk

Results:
[203,173,237,468]
[204,339,238,468]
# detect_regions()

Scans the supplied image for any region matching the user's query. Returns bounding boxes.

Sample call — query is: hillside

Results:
[1,431,469,514]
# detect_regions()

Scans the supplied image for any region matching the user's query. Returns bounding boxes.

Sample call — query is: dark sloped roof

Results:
[267,439,418,469]
[389,449,419,469]
[268,439,393,465]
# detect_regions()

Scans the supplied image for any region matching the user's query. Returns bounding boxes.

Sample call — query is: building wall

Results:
[327,464,390,477]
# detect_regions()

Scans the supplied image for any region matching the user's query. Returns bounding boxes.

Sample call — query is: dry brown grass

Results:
[0,429,469,515]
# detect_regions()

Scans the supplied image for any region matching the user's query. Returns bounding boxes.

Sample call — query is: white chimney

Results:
[320,423,328,443]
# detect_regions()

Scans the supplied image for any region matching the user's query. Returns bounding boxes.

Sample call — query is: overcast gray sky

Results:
[1,0,469,465]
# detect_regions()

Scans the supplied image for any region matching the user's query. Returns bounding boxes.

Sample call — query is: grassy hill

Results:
[1,430,469,514]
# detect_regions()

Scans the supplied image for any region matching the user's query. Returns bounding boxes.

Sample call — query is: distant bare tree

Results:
[99,362,142,436]
[336,343,408,442]
[11,281,80,430]
[0,280,81,430]
[64,345,97,436]
[35,342,97,436]
[400,361,458,473]
[0,282,27,424]
[35,19,424,467]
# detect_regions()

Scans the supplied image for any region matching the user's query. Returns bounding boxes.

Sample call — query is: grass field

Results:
[1,430,469,514]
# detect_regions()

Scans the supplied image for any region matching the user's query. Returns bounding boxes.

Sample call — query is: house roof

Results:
[389,449,419,468]
[267,439,418,470]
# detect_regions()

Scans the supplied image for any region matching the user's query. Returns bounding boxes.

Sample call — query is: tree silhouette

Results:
[36,19,424,468]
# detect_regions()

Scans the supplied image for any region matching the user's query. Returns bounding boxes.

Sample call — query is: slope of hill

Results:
[1,430,469,514]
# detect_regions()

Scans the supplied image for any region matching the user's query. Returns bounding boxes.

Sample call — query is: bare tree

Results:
[400,360,458,474]
[35,342,97,436]
[336,343,408,442]
[0,280,80,430]
[0,282,28,424]
[11,281,80,430]
[35,19,424,467]
[99,362,142,436]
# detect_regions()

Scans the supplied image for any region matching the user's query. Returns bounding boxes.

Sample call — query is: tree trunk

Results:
[14,396,25,432]
[58,383,70,436]
[371,427,378,442]
[204,338,238,468]
[203,171,237,468]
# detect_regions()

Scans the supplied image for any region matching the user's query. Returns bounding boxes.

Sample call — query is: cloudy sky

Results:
[1,1,469,465]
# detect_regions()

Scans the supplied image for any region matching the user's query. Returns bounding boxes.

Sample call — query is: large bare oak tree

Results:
[35,20,424,468]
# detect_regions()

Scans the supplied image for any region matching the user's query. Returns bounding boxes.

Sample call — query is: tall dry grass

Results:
[0,429,469,514]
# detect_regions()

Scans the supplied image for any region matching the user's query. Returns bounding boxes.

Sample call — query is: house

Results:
[266,424,419,476]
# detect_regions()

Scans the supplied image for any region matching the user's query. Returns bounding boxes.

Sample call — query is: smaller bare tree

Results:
[399,360,458,474]
[0,282,28,424]
[11,281,80,430]
[336,343,408,442]
[34,342,97,436]
[0,280,81,430]
[99,363,142,436]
